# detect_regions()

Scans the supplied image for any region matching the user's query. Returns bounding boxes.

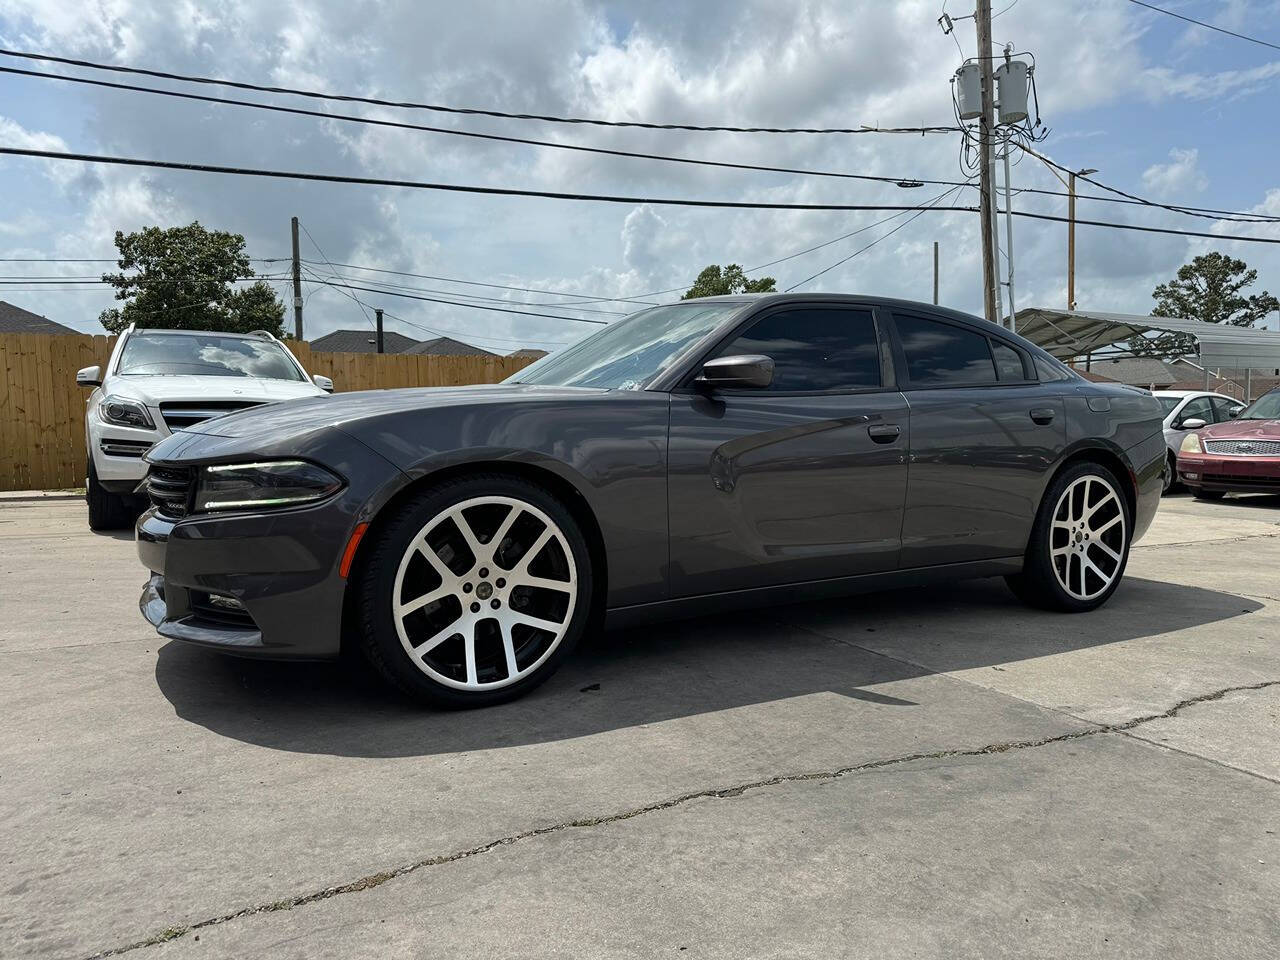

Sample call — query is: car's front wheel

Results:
[1190,487,1225,501]
[86,459,133,531]
[356,474,593,708]
[1006,461,1132,612]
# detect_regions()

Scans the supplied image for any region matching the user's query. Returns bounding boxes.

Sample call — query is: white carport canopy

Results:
[1013,308,1280,369]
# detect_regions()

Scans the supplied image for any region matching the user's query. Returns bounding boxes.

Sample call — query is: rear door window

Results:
[894,314,997,387]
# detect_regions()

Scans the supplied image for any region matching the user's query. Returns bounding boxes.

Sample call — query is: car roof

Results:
[659,292,1007,333]
[1153,390,1239,400]
[130,328,269,339]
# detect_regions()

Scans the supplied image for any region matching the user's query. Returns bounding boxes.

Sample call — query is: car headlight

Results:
[1180,433,1202,454]
[194,460,344,512]
[99,395,155,429]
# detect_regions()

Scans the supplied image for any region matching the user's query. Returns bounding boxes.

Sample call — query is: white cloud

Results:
[1141,148,1208,198]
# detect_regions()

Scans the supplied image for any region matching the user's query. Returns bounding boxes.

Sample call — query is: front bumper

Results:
[136,493,361,660]
[1177,452,1280,494]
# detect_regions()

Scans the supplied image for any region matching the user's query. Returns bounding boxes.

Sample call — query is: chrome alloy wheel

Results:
[1049,475,1127,601]
[392,496,578,691]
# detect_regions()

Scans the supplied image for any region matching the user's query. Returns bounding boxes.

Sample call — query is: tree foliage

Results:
[681,263,776,300]
[99,222,285,336]
[1132,252,1279,359]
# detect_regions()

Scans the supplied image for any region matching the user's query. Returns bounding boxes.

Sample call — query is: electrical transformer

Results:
[995,61,1029,125]
[954,63,982,120]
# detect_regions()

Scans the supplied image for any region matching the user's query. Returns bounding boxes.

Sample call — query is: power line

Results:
[0,64,961,193]
[6,146,1280,244]
[786,186,965,291]
[1125,0,1280,53]
[378,309,571,349]
[304,278,609,325]
[0,48,960,136]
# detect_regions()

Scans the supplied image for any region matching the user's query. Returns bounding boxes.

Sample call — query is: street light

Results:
[1068,168,1098,311]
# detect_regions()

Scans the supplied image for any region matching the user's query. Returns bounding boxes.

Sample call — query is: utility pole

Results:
[975,0,998,326]
[933,241,940,305]
[1067,168,1097,311]
[290,216,303,340]
[375,308,384,354]
[1002,144,1016,331]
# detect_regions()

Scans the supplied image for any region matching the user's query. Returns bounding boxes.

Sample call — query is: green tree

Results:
[98,222,285,336]
[1133,252,1279,359]
[681,263,776,300]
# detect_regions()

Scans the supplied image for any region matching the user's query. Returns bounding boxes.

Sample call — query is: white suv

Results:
[77,327,332,529]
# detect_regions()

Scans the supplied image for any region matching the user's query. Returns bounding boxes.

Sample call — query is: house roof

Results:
[1086,357,1176,386]
[1070,367,1119,383]
[402,336,495,357]
[508,348,549,359]
[0,301,78,335]
[309,328,420,354]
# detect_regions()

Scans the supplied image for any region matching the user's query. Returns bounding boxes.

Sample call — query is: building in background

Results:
[0,301,78,335]
[402,336,495,358]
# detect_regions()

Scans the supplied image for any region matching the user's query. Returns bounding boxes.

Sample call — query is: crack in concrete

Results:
[81,677,1280,960]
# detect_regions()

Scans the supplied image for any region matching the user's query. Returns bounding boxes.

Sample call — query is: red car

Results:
[1177,388,1280,499]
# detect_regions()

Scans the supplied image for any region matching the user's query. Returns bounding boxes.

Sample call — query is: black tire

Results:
[1193,488,1225,501]
[86,459,130,531]
[1006,461,1133,612]
[1161,452,1177,495]
[356,473,594,708]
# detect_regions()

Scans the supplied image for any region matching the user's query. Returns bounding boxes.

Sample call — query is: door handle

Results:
[1029,407,1056,425]
[868,424,901,444]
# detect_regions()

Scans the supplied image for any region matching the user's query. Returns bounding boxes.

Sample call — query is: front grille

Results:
[147,465,193,518]
[1203,473,1280,489]
[159,400,262,431]
[1204,438,1280,456]
[99,438,153,458]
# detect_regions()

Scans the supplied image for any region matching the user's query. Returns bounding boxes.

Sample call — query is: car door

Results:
[1210,396,1246,423]
[888,310,1068,568]
[667,303,910,597]
[1174,395,1214,430]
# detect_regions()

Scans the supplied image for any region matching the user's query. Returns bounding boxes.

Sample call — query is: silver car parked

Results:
[1154,390,1246,493]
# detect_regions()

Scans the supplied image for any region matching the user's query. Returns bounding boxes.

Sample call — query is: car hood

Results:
[104,375,325,405]
[178,383,610,440]
[1198,418,1280,440]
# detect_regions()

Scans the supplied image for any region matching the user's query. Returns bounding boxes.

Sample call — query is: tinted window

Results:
[715,308,881,392]
[1034,355,1073,383]
[991,341,1027,381]
[1210,396,1244,422]
[895,314,996,386]
[117,333,303,381]
[1178,396,1212,424]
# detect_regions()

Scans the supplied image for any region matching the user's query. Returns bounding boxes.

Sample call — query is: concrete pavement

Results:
[1,493,1277,958]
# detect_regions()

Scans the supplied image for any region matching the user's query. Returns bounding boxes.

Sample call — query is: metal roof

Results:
[1014,308,1280,369]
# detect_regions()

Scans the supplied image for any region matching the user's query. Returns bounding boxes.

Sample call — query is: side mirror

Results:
[76,365,102,387]
[1180,417,1207,430]
[1228,408,1241,419]
[697,354,774,390]
[312,374,334,393]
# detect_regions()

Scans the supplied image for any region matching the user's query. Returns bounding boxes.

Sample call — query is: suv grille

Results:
[1204,439,1280,456]
[147,465,193,518]
[159,401,262,431]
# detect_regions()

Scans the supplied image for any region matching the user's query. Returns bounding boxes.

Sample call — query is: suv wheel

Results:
[1006,462,1132,612]
[86,459,131,531]
[356,474,594,708]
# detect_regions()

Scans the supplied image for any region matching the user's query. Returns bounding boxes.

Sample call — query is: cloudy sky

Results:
[1,0,1279,352]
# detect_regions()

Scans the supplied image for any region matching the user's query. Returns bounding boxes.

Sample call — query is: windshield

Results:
[1158,396,1181,416]
[1238,391,1280,420]
[507,302,747,390]
[117,333,305,381]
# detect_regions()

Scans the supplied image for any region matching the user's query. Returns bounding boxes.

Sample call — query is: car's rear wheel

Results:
[1161,452,1177,495]
[1006,462,1131,612]
[86,459,132,531]
[356,474,593,708]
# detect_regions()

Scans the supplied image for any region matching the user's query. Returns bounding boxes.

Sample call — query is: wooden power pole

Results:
[975,0,999,326]
[290,216,303,341]
[375,308,384,354]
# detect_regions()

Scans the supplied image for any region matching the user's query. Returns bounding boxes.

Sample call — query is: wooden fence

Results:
[0,333,535,492]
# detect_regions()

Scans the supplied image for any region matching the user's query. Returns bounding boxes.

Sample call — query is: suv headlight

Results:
[99,395,155,429]
[1180,433,1202,454]
[194,460,344,512]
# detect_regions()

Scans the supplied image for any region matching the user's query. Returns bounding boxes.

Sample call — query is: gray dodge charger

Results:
[136,294,1165,707]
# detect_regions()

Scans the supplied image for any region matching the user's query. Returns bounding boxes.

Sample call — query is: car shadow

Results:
[153,575,1263,758]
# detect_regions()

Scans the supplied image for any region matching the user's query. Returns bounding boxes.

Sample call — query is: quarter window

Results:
[991,341,1027,381]
[714,308,881,392]
[895,314,997,386]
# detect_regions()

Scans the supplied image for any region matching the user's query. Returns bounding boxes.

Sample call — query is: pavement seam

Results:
[79,677,1280,960]
[1117,728,1280,785]
[1134,531,1280,549]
